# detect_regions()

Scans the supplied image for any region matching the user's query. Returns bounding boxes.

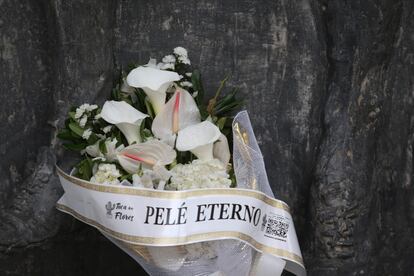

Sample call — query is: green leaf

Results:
[99,139,107,154]
[69,122,85,137]
[63,143,88,152]
[144,98,155,119]
[75,157,93,180]
[68,111,77,121]
[191,70,205,105]
[57,129,75,141]
[216,117,227,130]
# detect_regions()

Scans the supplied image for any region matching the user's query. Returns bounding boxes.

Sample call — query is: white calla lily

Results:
[100,101,148,145]
[152,87,200,146]
[213,133,231,166]
[176,121,221,161]
[126,66,180,114]
[117,139,176,174]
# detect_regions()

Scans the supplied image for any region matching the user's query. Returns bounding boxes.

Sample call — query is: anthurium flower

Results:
[126,66,180,114]
[152,87,200,146]
[176,121,221,160]
[117,139,176,174]
[100,101,148,145]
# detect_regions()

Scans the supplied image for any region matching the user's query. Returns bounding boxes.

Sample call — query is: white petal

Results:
[101,101,148,125]
[100,101,148,145]
[213,134,231,166]
[176,121,221,151]
[117,139,176,174]
[116,122,142,145]
[190,143,215,161]
[152,88,200,142]
[85,143,101,158]
[126,66,180,113]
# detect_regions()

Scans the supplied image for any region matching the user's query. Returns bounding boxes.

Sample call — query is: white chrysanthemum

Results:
[75,103,98,119]
[79,115,88,128]
[180,81,193,88]
[162,55,176,64]
[159,63,175,70]
[90,163,120,185]
[102,125,112,133]
[75,108,85,119]
[173,46,188,57]
[168,159,231,190]
[178,56,191,65]
[82,128,92,140]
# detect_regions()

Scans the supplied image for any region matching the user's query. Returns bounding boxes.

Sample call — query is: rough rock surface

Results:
[0,0,413,275]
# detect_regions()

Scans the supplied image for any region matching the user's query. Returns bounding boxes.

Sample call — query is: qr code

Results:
[265,217,289,238]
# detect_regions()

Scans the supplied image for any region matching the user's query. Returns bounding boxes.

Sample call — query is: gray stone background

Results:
[1,0,413,275]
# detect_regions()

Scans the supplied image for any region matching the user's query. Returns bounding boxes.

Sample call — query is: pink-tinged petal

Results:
[100,101,148,144]
[117,139,176,174]
[152,87,200,143]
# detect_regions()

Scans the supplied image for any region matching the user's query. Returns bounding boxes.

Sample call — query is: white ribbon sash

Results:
[56,167,306,276]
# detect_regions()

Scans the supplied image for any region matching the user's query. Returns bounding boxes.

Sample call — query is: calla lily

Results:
[176,121,221,161]
[117,139,176,174]
[126,66,180,114]
[152,87,200,146]
[213,133,231,166]
[100,101,148,145]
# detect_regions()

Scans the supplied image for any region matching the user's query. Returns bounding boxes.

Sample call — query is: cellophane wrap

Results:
[57,111,305,276]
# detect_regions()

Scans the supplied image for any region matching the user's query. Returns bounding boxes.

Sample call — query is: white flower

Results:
[180,81,193,88]
[145,58,158,68]
[100,101,148,145]
[185,72,192,77]
[126,66,180,114]
[160,63,175,70]
[178,56,191,65]
[176,120,221,161]
[168,159,231,190]
[192,91,198,98]
[173,46,188,57]
[87,104,98,111]
[75,108,85,119]
[162,55,176,63]
[117,139,176,174]
[102,125,112,133]
[90,163,120,185]
[94,113,101,120]
[79,115,88,128]
[82,128,92,140]
[85,138,125,162]
[152,87,200,146]
[213,134,231,166]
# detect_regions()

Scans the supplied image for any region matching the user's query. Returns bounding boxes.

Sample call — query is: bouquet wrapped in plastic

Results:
[56,47,306,276]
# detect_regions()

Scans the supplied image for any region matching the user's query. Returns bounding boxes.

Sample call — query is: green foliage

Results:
[58,49,243,187]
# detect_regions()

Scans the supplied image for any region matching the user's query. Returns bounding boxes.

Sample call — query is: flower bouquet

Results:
[56,47,306,276]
